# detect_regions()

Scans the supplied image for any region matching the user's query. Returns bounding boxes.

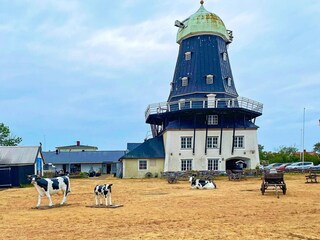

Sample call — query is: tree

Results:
[276,145,298,155]
[0,123,22,146]
[313,142,320,154]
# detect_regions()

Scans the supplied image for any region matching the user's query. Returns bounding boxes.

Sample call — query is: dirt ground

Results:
[0,174,319,240]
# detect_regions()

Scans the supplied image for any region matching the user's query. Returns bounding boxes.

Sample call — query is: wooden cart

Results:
[260,172,286,198]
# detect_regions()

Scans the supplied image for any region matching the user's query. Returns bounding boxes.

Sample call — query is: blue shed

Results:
[0,146,45,187]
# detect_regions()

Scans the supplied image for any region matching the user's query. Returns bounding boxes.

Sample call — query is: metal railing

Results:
[145,96,263,119]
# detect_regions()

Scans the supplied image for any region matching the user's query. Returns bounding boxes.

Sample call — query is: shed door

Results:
[0,168,12,187]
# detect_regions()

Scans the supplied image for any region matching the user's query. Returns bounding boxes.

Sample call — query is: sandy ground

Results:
[0,174,319,240]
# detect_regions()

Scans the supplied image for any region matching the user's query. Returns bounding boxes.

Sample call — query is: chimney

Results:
[77,141,80,146]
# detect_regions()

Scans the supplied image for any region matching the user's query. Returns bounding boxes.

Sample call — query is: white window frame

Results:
[138,160,148,170]
[208,158,219,171]
[206,75,214,84]
[207,136,219,149]
[234,136,244,149]
[227,77,232,87]
[185,52,192,61]
[207,115,218,125]
[222,52,228,61]
[181,159,193,171]
[182,77,188,87]
[181,136,192,149]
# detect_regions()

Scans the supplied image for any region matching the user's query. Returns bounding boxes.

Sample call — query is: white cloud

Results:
[71,17,176,69]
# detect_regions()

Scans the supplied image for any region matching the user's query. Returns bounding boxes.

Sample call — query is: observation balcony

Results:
[145,96,263,122]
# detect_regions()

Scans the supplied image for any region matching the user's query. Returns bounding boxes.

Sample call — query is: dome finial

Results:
[200,0,204,5]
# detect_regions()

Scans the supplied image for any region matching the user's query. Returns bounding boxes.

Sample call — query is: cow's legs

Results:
[108,194,112,206]
[60,191,67,205]
[95,195,99,205]
[36,194,41,208]
[45,192,54,206]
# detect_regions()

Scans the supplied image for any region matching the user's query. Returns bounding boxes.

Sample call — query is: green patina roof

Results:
[176,4,230,43]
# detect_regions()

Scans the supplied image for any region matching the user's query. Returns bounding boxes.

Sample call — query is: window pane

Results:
[139,160,147,170]
[181,137,192,149]
[181,159,192,171]
[234,136,244,148]
[185,52,191,61]
[222,52,227,61]
[182,77,188,87]
[208,159,219,170]
[206,75,214,84]
[208,115,218,125]
[207,136,218,148]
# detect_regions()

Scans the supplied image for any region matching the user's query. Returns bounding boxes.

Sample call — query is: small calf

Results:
[189,176,216,189]
[94,184,113,206]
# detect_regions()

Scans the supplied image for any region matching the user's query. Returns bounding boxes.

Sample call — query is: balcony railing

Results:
[145,96,263,120]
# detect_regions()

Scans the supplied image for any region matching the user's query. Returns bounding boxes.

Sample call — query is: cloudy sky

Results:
[1,0,319,152]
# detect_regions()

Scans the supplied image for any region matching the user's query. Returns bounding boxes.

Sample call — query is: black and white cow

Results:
[94,184,113,206]
[28,175,71,208]
[189,176,216,189]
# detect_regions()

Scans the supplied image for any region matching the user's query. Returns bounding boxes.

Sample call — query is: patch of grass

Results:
[20,184,33,188]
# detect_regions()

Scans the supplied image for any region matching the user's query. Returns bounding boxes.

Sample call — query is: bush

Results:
[69,172,89,179]
[43,171,56,178]
[145,172,153,178]
[20,184,33,188]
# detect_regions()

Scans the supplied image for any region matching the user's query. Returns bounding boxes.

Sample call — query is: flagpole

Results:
[302,107,305,164]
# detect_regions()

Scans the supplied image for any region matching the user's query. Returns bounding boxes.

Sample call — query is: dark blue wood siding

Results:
[168,35,238,102]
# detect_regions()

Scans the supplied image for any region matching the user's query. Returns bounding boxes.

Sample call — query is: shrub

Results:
[145,172,153,178]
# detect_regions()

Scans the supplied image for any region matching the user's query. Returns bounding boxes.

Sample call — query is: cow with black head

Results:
[189,175,216,189]
[28,175,71,208]
[94,184,113,206]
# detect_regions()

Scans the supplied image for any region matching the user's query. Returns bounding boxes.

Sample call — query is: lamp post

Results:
[302,107,305,164]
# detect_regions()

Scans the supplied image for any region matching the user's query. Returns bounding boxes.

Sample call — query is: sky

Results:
[1,0,319,152]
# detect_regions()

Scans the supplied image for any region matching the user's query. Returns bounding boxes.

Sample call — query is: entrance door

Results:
[0,168,12,187]
[226,159,248,171]
[106,164,112,174]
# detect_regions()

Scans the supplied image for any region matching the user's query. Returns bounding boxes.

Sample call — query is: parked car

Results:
[264,163,283,170]
[309,164,320,170]
[285,162,314,170]
[275,163,293,171]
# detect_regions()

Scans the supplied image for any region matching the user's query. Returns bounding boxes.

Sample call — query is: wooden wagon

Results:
[162,171,179,184]
[260,172,287,198]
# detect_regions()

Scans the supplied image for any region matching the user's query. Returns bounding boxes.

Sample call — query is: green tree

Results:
[313,142,320,154]
[0,123,22,146]
[277,145,298,155]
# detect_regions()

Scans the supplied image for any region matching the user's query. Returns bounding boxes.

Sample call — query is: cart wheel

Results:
[168,177,176,184]
[260,183,265,195]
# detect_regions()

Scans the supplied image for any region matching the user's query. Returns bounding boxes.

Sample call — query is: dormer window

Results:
[185,52,191,60]
[208,115,218,125]
[222,52,228,61]
[182,77,188,87]
[227,77,232,87]
[206,75,214,84]
[170,82,174,92]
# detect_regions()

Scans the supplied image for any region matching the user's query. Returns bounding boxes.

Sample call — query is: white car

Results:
[285,162,314,170]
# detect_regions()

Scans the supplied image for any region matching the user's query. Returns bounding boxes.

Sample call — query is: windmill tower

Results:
[145,1,263,172]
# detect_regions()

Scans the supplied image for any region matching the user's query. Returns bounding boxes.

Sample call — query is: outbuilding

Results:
[0,146,45,187]
[120,136,165,178]
[42,150,126,177]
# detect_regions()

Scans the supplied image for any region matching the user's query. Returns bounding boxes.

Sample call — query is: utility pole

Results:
[302,108,305,164]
